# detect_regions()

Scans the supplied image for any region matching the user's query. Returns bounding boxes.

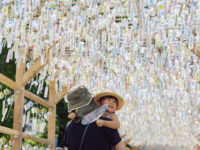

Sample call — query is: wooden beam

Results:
[22,51,50,86]
[22,133,52,145]
[0,73,22,90]
[48,80,56,150]
[13,61,25,150]
[24,90,54,109]
[55,87,68,104]
[0,126,19,136]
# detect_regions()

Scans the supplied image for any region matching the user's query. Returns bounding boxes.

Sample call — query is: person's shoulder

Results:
[65,121,84,135]
[66,120,82,129]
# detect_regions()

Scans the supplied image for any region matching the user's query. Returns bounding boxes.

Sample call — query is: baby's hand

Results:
[68,113,76,120]
[96,119,104,127]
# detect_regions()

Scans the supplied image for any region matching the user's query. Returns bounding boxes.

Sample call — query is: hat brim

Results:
[93,92,124,110]
[68,94,93,112]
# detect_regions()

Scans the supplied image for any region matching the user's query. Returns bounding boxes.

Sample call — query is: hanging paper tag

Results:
[50,70,56,81]
[26,111,30,124]
[41,55,44,65]
[32,118,37,133]
[22,114,26,127]
[2,101,5,115]
[2,7,8,16]
[36,83,41,95]
[44,86,49,98]
[1,107,8,122]
[40,122,46,133]
[13,39,19,51]
[6,50,13,63]
[36,119,41,133]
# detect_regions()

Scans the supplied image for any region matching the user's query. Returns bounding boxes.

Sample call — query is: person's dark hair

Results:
[99,95,118,106]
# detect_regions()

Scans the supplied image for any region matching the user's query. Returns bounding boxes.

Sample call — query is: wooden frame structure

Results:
[0,55,74,150]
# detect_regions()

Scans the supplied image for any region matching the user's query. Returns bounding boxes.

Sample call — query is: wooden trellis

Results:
[0,54,73,150]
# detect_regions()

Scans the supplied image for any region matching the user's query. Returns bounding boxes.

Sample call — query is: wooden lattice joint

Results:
[0,73,22,90]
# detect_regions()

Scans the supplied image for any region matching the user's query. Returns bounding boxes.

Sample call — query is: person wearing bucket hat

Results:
[66,85,98,123]
[62,85,124,150]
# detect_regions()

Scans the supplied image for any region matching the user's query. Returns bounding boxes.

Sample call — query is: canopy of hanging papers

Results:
[0,0,200,149]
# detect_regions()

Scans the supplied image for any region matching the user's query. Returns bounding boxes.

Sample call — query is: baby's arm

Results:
[96,114,120,129]
[68,112,76,120]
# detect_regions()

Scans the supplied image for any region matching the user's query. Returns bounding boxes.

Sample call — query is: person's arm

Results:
[96,114,120,129]
[114,141,126,150]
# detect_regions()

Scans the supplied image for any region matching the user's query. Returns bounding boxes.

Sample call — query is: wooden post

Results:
[48,79,56,150]
[12,61,25,150]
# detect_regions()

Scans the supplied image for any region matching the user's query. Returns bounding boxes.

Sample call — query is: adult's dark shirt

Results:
[62,117,121,150]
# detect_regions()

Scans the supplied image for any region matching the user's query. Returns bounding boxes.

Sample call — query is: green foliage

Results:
[0,45,16,128]
[0,45,69,147]
[0,134,13,150]
[56,99,69,135]
[0,45,16,81]
[23,139,47,149]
